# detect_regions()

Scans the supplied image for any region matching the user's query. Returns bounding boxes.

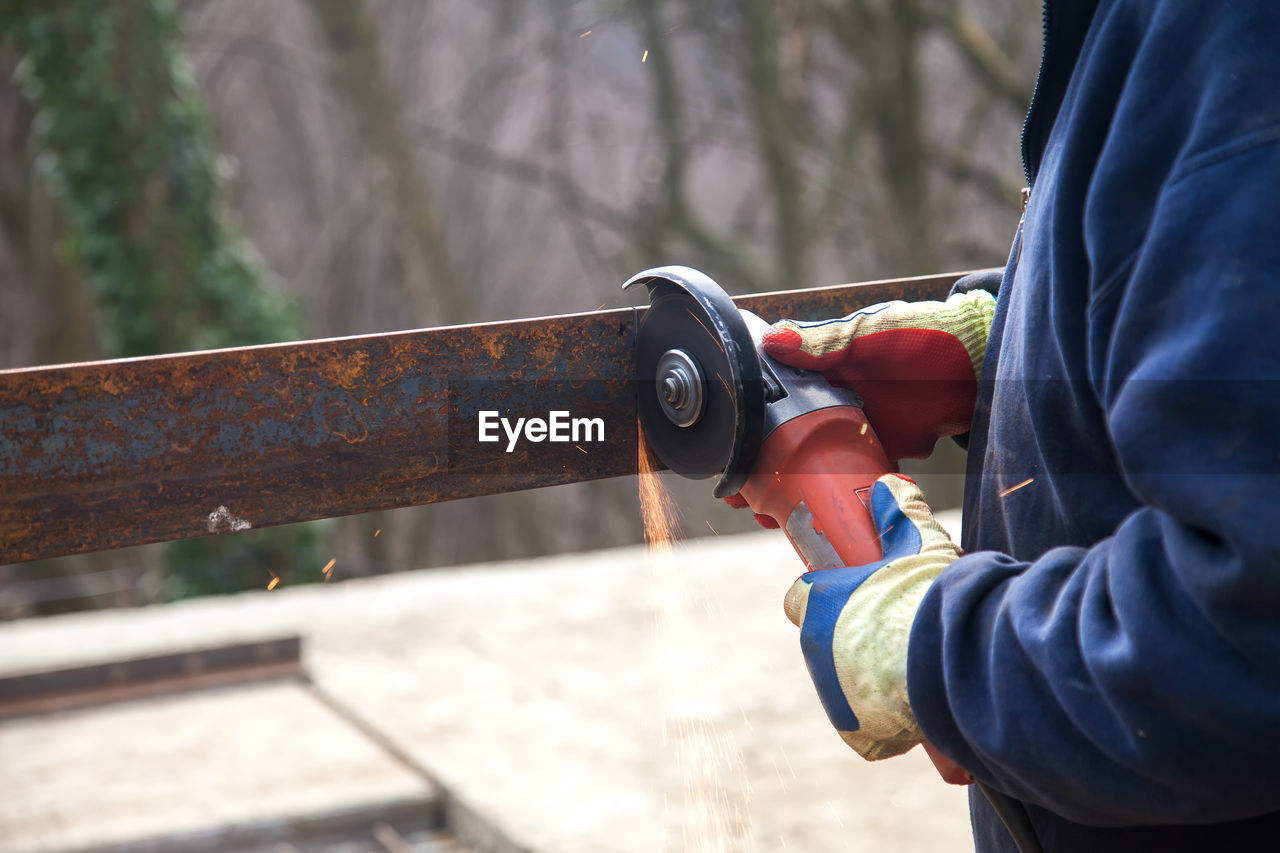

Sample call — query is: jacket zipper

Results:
[1014,0,1052,264]
[1020,0,1053,188]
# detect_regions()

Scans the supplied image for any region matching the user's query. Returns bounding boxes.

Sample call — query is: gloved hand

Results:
[762,289,995,461]
[784,473,959,760]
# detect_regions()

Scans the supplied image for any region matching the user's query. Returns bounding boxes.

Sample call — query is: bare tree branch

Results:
[306,0,462,323]
[932,5,1033,113]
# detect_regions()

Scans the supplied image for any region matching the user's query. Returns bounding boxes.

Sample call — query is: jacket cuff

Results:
[949,268,1005,299]
[904,551,1021,782]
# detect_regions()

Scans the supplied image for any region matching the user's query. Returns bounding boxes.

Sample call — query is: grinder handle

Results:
[737,406,974,786]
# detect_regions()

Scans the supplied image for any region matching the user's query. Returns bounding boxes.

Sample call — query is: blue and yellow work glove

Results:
[784,473,960,760]
[763,290,995,461]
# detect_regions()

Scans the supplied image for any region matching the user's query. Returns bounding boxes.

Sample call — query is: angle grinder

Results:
[623,264,973,786]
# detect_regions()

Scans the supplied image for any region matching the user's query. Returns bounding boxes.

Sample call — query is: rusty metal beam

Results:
[0,271,975,563]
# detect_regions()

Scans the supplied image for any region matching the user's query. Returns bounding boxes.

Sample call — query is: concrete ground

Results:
[0,515,972,853]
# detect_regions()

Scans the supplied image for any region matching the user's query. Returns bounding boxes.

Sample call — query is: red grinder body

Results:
[738,406,890,570]
[731,309,895,571]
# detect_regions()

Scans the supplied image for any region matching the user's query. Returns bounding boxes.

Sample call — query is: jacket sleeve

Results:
[907,134,1280,826]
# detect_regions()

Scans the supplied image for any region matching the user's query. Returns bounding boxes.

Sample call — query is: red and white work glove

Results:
[783,474,959,760]
[762,290,995,461]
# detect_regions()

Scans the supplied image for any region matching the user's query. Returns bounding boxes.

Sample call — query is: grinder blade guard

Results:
[623,265,764,495]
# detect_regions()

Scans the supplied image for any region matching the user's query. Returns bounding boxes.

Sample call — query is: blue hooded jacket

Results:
[905,2,1280,849]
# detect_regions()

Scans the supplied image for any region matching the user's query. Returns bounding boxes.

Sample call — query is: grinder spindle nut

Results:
[655,348,705,427]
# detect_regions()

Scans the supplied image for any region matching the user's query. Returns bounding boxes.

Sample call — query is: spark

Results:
[575,444,589,454]
[642,49,649,62]
[716,372,733,398]
[999,477,1035,498]
[686,308,726,355]
[579,29,592,38]
[705,519,719,535]
[638,423,680,552]
[322,558,336,583]
[859,422,868,435]
[779,742,797,777]
[267,576,280,591]
[639,423,751,848]
[373,528,381,537]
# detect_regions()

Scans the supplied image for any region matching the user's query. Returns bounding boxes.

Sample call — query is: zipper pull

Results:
[1015,187,1031,264]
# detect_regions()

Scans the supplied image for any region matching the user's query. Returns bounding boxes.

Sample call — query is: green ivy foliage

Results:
[3,0,325,599]
[160,522,330,602]
[4,0,297,356]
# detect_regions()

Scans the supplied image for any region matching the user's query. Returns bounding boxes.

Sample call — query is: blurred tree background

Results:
[0,0,1039,617]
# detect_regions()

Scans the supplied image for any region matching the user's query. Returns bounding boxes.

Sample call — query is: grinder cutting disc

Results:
[623,266,764,495]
